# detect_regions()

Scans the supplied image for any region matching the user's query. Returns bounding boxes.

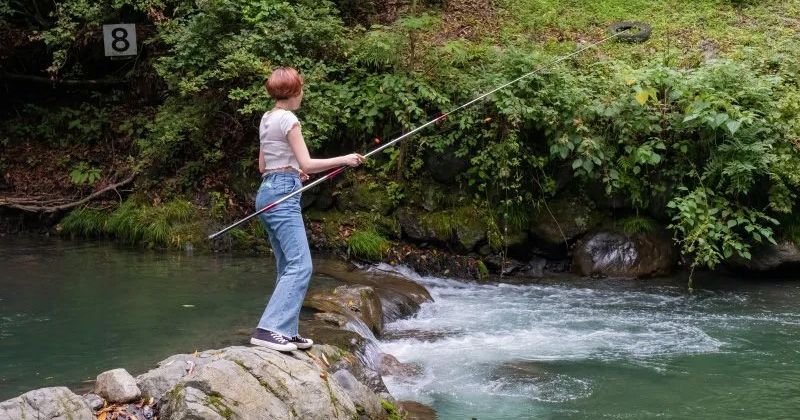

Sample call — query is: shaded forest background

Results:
[1,0,799,274]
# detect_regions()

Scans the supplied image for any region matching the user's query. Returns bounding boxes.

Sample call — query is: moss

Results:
[380,399,405,420]
[165,383,185,403]
[476,260,489,281]
[347,229,391,261]
[204,393,234,419]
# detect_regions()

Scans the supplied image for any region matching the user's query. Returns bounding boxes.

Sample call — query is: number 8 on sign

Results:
[103,24,137,57]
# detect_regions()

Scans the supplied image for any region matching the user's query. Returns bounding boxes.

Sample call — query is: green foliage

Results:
[60,207,109,237]
[3,103,109,145]
[105,198,198,247]
[347,229,390,261]
[616,216,657,236]
[667,187,778,271]
[379,399,405,420]
[69,162,101,186]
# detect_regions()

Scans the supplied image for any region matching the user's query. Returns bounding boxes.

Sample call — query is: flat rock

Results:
[305,285,384,336]
[95,368,142,403]
[0,386,94,420]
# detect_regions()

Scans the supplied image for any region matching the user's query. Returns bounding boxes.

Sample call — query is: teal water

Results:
[379,267,800,419]
[0,237,340,400]
[3,237,800,419]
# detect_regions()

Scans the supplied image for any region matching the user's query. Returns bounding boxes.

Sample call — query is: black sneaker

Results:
[250,329,297,352]
[284,335,314,350]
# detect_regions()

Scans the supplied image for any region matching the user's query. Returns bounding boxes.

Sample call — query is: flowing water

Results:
[2,237,800,419]
[378,266,800,419]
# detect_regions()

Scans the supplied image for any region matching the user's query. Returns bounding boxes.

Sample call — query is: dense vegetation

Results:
[1,0,799,274]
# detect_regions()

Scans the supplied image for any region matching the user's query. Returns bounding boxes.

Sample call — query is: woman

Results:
[251,67,364,352]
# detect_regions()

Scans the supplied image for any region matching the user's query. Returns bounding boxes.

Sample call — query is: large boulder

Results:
[305,285,384,336]
[728,240,800,273]
[397,207,487,252]
[572,230,676,278]
[138,353,211,402]
[331,370,386,419]
[314,261,432,323]
[153,346,363,420]
[95,368,142,403]
[0,387,94,420]
[529,196,600,255]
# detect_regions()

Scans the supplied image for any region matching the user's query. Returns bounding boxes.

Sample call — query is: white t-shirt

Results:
[259,109,300,171]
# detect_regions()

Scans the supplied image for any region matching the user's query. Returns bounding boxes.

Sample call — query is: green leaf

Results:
[635,90,649,106]
[572,159,582,169]
[713,113,728,128]
[727,219,737,228]
[725,120,742,135]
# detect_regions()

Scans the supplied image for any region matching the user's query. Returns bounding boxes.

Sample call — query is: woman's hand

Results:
[298,169,309,182]
[341,153,365,167]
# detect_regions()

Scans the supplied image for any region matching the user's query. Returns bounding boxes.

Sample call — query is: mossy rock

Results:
[334,179,395,215]
[397,206,488,252]
[528,195,600,254]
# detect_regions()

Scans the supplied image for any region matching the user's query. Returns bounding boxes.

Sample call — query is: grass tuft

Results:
[347,229,391,261]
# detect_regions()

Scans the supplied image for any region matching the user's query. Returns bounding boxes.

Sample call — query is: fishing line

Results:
[209,29,628,240]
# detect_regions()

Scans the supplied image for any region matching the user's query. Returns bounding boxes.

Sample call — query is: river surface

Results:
[2,237,800,419]
[379,266,800,419]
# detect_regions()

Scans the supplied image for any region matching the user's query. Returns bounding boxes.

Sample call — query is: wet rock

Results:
[483,255,526,275]
[381,329,455,343]
[305,285,384,336]
[453,216,486,252]
[314,311,350,327]
[378,353,423,378]
[520,257,547,278]
[397,400,438,420]
[0,386,94,420]
[728,240,800,273]
[299,318,368,355]
[82,393,104,411]
[95,368,141,403]
[315,261,432,323]
[572,231,676,278]
[331,370,385,419]
[158,346,361,420]
[490,360,552,382]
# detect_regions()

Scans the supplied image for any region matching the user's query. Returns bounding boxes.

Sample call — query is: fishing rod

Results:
[208,29,628,240]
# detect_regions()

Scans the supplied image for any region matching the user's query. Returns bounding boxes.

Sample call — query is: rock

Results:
[397,400,438,420]
[158,346,362,420]
[728,240,800,272]
[335,178,395,215]
[137,353,209,402]
[572,231,676,278]
[314,261,432,323]
[528,196,599,255]
[0,387,94,420]
[331,370,386,419]
[423,147,468,185]
[520,257,547,278]
[378,353,423,378]
[305,285,384,336]
[82,393,104,411]
[299,318,368,355]
[397,208,449,244]
[95,368,142,403]
[483,255,525,275]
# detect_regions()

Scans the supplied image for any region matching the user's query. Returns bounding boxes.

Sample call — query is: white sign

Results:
[103,24,137,57]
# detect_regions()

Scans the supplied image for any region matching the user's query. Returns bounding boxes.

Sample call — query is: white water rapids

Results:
[372,265,800,419]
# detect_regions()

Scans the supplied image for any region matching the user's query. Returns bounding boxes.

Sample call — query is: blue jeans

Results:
[254,172,312,337]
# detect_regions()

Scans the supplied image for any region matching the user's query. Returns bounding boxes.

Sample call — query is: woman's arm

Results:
[287,126,363,174]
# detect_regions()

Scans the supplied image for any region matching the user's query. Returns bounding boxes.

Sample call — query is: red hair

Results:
[265,67,304,100]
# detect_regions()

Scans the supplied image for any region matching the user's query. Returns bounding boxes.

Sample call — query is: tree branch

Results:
[0,173,136,213]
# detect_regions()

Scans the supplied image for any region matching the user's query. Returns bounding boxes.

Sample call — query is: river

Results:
[2,237,799,418]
